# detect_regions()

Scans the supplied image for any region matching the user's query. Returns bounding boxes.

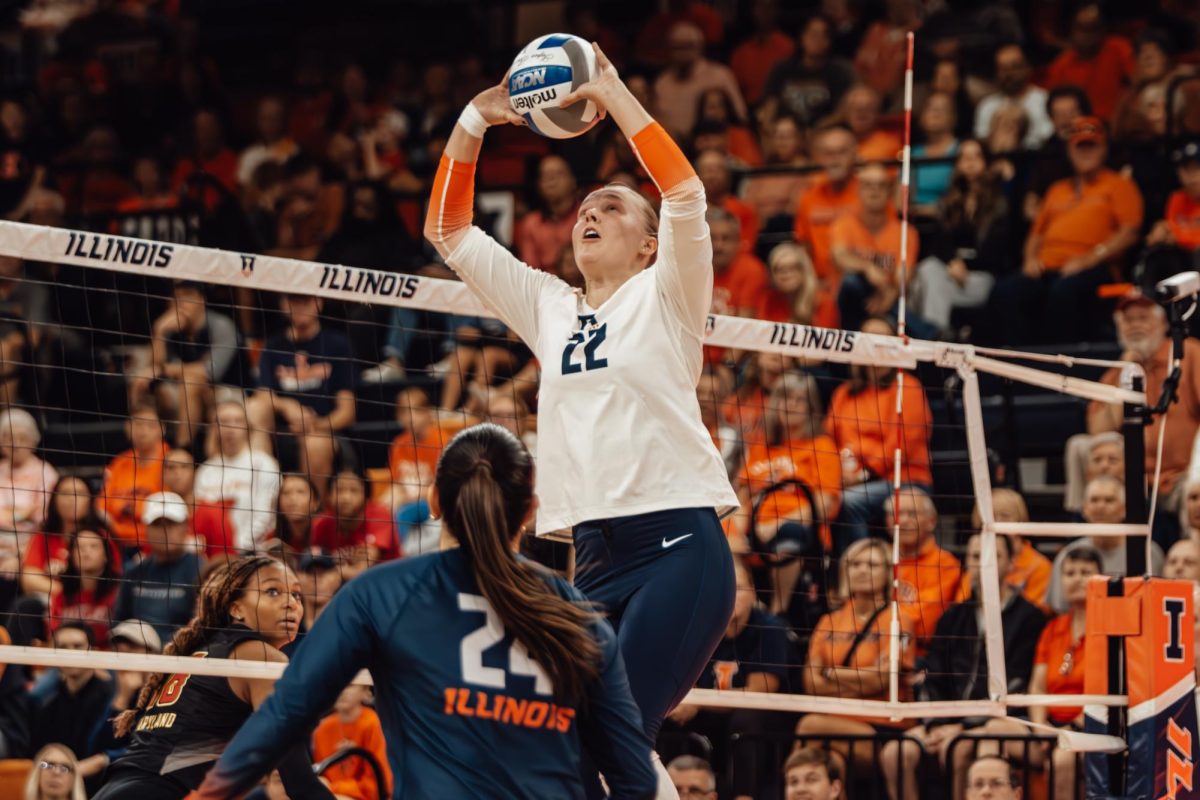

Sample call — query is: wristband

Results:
[458,103,491,139]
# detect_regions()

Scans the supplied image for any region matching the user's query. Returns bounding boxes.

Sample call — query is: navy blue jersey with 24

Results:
[197,549,657,799]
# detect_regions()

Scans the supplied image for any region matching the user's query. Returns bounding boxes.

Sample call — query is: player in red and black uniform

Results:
[93,556,333,800]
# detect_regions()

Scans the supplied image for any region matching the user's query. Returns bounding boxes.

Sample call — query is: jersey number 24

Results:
[458,593,552,696]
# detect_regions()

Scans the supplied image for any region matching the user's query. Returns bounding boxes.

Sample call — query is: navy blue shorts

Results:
[573,507,735,742]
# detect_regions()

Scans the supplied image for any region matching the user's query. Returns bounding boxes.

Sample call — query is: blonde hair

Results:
[833,537,892,608]
[767,242,819,324]
[971,487,1029,529]
[25,744,86,800]
[0,408,40,447]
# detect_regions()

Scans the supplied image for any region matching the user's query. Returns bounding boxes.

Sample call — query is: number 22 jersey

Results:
[444,178,739,534]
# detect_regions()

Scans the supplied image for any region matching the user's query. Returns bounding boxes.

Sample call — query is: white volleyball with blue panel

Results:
[507,33,598,139]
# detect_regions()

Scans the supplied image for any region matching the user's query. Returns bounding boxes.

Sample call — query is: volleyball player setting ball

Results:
[191,424,657,798]
[427,39,739,797]
[93,556,333,800]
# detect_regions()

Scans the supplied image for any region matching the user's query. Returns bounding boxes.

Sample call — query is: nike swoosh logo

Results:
[661,534,694,549]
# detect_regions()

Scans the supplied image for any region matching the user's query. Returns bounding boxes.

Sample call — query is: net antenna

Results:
[886,30,916,717]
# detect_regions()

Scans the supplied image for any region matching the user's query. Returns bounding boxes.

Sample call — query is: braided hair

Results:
[113,555,281,737]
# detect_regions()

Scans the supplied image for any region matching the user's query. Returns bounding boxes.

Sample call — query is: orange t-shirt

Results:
[1034,613,1087,725]
[794,176,861,281]
[1092,338,1200,497]
[712,252,769,317]
[829,212,919,283]
[723,195,761,253]
[1166,189,1200,251]
[1032,170,1143,269]
[312,706,393,800]
[955,541,1053,611]
[857,129,902,163]
[807,601,914,725]
[895,537,962,648]
[826,373,932,486]
[96,444,168,547]
[388,417,470,500]
[731,31,794,105]
[755,286,839,329]
[1044,36,1134,121]
[740,435,843,523]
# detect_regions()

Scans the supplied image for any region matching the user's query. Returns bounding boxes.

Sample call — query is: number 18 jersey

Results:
[116,625,264,788]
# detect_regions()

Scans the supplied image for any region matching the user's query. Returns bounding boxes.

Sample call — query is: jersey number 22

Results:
[458,593,552,696]
[561,314,608,375]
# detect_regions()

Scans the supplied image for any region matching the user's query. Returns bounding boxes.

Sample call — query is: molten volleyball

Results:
[507,33,599,139]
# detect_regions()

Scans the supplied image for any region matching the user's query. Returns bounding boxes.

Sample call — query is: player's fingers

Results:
[592,41,612,71]
[504,110,527,126]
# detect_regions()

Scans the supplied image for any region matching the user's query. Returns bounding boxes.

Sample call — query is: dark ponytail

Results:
[113,555,281,737]
[437,424,601,705]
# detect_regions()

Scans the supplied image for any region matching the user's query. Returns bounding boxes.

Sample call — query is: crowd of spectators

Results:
[3,0,1200,797]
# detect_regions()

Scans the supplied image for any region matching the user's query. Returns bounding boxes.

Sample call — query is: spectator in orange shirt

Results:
[890,487,962,650]
[694,88,762,167]
[854,0,921,99]
[1087,290,1200,540]
[793,125,861,283]
[312,684,392,800]
[696,150,759,252]
[831,162,920,334]
[828,317,932,549]
[755,243,839,329]
[956,488,1052,611]
[515,154,579,274]
[388,388,468,556]
[653,21,747,140]
[730,0,793,106]
[96,400,167,552]
[798,537,915,777]
[707,207,768,323]
[1044,3,1134,121]
[1148,140,1200,257]
[1028,546,1102,799]
[735,373,841,615]
[171,109,239,204]
[840,85,902,163]
[989,116,1143,345]
[741,113,810,225]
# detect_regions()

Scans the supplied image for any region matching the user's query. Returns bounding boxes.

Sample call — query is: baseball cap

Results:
[110,620,163,653]
[1068,116,1107,146]
[1174,140,1200,166]
[1115,287,1157,312]
[141,491,189,525]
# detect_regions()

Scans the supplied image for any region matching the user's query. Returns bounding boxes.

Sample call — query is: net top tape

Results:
[0,220,1145,405]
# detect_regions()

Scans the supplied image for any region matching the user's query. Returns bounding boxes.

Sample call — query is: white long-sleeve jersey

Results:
[193,447,281,552]
[446,177,738,534]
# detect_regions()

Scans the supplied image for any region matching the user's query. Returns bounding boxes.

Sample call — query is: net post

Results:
[1124,375,1147,576]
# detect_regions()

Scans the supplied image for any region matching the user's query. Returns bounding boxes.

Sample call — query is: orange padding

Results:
[1088,595,1142,636]
[631,122,695,193]
[425,153,476,239]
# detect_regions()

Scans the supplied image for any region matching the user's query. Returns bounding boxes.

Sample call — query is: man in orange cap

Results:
[987,116,1143,344]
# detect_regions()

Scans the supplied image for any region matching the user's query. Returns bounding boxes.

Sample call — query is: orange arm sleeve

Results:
[630,122,695,194]
[424,153,477,243]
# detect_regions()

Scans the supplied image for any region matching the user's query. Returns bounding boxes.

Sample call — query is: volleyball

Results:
[507,33,599,139]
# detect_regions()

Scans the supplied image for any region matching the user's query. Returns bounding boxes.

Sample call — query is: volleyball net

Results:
[0,217,1183,781]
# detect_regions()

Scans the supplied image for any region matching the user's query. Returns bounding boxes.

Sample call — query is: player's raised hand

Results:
[559,42,620,119]
[471,82,526,127]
